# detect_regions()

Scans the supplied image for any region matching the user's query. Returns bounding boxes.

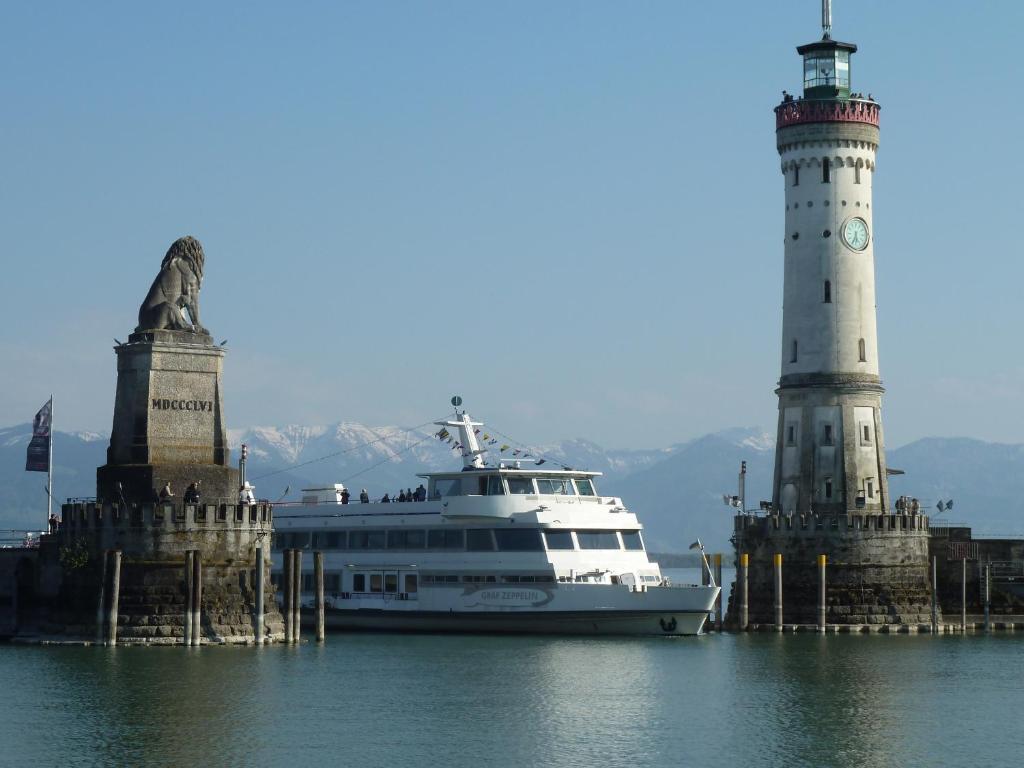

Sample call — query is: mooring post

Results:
[292,548,303,643]
[961,557,967,633]
[713,553,723,632]
[184,550,194,646]
[95,549,109,645]
[983,563,990,633]
[817,554,827,632]
[314,550,325,643]
[283,549,293,643]
[773,553,783,631]
[191,550,203,646]
[931,555,938,634]
[739,553,749,631]
[255,542,265,645]
[107,550,122,646]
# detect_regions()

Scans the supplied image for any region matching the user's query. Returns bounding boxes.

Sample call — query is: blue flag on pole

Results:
[25,399,52,472]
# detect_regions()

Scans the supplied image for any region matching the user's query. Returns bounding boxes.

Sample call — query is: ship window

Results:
[507,477,535,495]
[384,573,398,593]
[574,479,597,496]
[487,476,505,495]
[352,573,366,592]
[349,530,385,549]
[621,531,645,551]
[494,528,544,552]
[387,529,426,549]
[536,478,573,495]
[325,531,345,549]
[432,478,463,497]
[326,573,341,592]
[543,530,575,550]
[369,574,383,593]
[576,530,621,550]
[427,529,464,550]
[466,529,496,551]
[404,574,418,594]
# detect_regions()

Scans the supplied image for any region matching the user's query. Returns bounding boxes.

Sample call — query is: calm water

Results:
[1,573,1020,768]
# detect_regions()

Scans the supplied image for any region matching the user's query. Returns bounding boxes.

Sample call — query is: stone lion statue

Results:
[136,236,208,334]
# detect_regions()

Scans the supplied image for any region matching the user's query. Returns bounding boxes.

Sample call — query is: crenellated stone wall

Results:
[726,512,936,627]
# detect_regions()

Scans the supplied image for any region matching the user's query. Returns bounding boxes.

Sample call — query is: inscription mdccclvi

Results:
[152,398,214,412]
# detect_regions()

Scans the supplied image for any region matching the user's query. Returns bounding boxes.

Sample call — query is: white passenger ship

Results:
[271,407,719,635]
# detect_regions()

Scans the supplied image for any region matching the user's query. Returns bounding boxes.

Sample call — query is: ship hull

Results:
[303,607,711,636]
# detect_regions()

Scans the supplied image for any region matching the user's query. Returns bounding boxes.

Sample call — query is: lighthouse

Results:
[772,0,887,517]
[726,2,936,630]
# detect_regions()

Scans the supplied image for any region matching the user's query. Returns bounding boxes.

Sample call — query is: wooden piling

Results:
[106,550,121,646]
[983,563,990,633]
[773,553,783,631]
[931,555,938,634]
[961,557,967,633]
[817,554,827,632]
[283,549,293,644]
[713,553,723,632]
[739,553,749,631]
[191,550,202,646]
[292,548,302,643]
[95,549,109,645]
[255,542,265,645]
[314,550,325,642]
[184,550,194,646]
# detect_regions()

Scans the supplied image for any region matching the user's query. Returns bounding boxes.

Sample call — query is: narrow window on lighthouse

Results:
[790,339,798,362]
[823,424,834,446]
[824,280,832,303]
[858,338,867,362]
[793,166,800,186]
[824,478,833,499]
[822,158,831,183]
[867,478,875,499]
[854,163,862,184]
[862,425,872,444]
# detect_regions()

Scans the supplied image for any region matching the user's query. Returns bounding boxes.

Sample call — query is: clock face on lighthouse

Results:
[842,217,869,251]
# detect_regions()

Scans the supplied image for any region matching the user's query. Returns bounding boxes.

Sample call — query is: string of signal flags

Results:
[433,424,572,470]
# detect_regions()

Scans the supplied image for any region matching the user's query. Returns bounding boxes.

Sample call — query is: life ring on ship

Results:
[659,617,678,633]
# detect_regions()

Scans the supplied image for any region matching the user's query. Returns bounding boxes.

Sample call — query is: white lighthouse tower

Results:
[771,1,887,517]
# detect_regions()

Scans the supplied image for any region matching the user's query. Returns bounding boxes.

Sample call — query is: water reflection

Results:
[1,632,1021,768]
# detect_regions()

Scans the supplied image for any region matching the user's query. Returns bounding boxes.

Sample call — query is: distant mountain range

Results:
[2,421,1022,551]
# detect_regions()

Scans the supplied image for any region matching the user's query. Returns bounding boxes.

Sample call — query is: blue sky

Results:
[1,1,1021,449]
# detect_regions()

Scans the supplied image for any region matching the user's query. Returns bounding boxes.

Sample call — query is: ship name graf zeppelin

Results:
[151,398,214,413]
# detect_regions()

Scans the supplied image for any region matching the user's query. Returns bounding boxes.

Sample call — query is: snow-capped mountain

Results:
[2,420,1023,553]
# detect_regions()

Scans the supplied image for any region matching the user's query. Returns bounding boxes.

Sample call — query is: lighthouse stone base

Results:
[726,512,937,627]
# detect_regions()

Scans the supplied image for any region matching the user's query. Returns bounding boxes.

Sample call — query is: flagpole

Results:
[47,395,53,527]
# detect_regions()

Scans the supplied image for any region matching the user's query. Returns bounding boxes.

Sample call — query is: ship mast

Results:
[436,396,486,469]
